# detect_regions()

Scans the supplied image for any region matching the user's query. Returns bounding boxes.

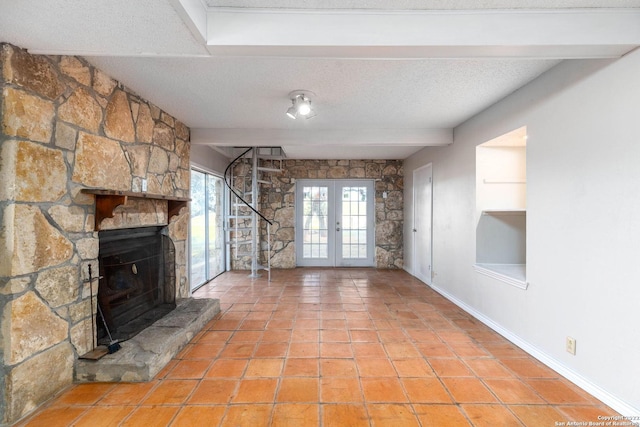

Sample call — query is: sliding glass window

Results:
[190,168,225,290]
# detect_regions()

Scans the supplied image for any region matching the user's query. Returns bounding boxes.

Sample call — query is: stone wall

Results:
[234,159,404,269]
[0,44,190,425]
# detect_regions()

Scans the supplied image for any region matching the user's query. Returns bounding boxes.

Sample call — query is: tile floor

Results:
[18,268,621,426]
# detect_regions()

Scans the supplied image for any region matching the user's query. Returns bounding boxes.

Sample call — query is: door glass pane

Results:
[190,170,206,287]
[207,175,225,279]
[302,186,328,259]
[341,186,368,259]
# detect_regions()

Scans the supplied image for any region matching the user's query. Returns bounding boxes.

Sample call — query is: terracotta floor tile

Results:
[393,358,434,377]
[402,378,452,403]
[361,378,408,402]
[441,378,498,403]
[501,358,560,379]
[154,359,178,379]
[73,406,134,427]
[19,406,87,427]
[347,319,376,330]
[510,405,566,426]
[245,358,285,377]
[187,379,237,404]
[166,359,211,379]
[291,328,320,342]
[321,329,350,342]
[350,330,379,342]
[230,330,264,342]
[266,319,293,329]
[464,358,514,378]
[219,342,256,358]
[414,404,471,426]
[272,403,319,426]
[428,358,474,377]
[198,330,233,343]
[461,404,524,427]
[254,342,289,358]
[143,380,198,405]
[356,358,397,377]
[448,341,490,357]
[205,358,248,378]
[295,319,320,329]
[321,342,354,358]
[98,381,156,405]
[321,359,358,377]
[55,383,115,405]
[405,329,441,342]
[239,319,268,330]
[322,404,369,427]
[171,405,227,427]
[221,404,272,427]
[322,319,347,329]
[181,343,223,359]
[277,377,319,402]
[484,378,546,404]
[377,329,409,343]
[262,329,292,342]
[284,358,320,377]
[121,406,179,426]
[288,342,319,358]
[352,342,387,358]
[384,343,422,358]
[416,342,456,358]
[233,378,278,403]
[483,342,528,358]
[526,379,595,405]
[320,377,363,402]
[367,403,420,426]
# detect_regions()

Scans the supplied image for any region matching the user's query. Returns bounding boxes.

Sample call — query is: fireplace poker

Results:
[79,263,109,360]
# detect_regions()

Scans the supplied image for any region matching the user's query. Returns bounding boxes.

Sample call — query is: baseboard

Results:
[428,281,640,417]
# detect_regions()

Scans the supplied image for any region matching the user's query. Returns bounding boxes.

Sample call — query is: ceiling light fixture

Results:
[286,90,316,120]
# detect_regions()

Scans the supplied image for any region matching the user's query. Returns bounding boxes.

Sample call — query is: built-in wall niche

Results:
[474,126,528,289]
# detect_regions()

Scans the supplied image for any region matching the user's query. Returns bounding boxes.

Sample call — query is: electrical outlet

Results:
[142,178,148,192]
[566,336,576,355]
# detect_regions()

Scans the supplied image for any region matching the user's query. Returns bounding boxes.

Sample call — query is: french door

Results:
[190,169,225,291]
[296,180,375,267]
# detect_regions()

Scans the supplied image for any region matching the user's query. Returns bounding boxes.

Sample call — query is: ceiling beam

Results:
[191,128,453,147]
[204,8,640,58]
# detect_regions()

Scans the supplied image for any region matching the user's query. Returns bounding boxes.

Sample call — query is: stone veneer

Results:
[232,159,404,270]
[0,44,190,425]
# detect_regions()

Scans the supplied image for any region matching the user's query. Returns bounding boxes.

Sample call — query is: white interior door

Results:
[413,164,433,285]
[296,180,375,267]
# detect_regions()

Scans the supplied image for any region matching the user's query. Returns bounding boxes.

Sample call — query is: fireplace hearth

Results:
[98,226,176,344]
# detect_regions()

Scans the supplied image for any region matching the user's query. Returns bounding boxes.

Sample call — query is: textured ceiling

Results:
[206,0,640,9]
[1,1,639,159]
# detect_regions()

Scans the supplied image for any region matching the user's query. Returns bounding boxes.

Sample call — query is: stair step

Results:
[256,264,270,271]
[235,251,252,256]
[257,166,282,173]
[257,179,271,185]
[228,214,253,219]
[229,227,252,231]
[228,239,252,245]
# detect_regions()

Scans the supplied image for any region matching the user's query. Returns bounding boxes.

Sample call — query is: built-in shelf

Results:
[482,209,526,216]
[483,179,526,184]
[474,263,528,290]
[81,189,190,230]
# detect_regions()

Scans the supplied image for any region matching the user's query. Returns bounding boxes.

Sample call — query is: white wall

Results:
[404,50,640,413]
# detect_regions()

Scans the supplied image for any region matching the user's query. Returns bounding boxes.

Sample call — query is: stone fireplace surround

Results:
[0,43,212,425]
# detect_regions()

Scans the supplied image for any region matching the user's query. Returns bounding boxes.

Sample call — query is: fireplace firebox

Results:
[97,226,176,344]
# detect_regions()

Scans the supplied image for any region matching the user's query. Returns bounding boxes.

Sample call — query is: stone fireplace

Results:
[0,44,194,424]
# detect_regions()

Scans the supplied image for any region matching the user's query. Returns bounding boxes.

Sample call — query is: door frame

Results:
[412,163,433,285]
[295,179,375,267]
